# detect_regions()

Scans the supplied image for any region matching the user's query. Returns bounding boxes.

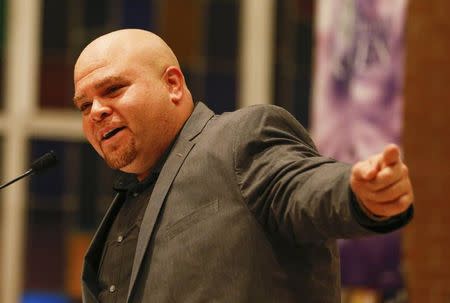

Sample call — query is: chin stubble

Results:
[103,139,137,169]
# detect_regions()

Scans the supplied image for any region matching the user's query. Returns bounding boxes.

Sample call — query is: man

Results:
[74,29,413,303]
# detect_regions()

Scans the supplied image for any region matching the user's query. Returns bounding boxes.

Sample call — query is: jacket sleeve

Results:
[233,105,412,244]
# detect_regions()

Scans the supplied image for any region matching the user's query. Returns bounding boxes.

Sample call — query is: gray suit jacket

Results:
[82,102,411,303]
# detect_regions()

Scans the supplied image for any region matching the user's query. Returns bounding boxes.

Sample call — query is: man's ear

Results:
[164,66,184,103]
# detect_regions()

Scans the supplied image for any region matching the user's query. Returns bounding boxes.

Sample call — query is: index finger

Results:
[380,144,401,168]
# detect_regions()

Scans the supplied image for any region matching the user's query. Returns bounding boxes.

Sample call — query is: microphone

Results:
[0,150,58,190]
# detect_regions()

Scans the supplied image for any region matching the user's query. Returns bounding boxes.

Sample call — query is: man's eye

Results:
[79,102,92,113]
[105,85,123,96]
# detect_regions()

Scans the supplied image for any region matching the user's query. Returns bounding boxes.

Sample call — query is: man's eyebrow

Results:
[73,76,127,105]
[94,76,127,90]
[73,94,86,105]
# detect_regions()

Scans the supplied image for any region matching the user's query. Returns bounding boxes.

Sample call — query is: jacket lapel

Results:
[126,102,214,302]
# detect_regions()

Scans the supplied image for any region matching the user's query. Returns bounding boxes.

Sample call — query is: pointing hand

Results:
[350,144,414,217]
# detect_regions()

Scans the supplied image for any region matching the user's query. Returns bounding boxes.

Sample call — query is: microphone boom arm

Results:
[0,169,34,190]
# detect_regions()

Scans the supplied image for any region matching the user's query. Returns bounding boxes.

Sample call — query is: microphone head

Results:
[30,150,58,174]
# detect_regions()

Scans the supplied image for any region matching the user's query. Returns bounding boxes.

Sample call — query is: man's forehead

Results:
[75,45,140,83]
[73,59,109,101]
[74,44,111,79]
[75,37,120,75]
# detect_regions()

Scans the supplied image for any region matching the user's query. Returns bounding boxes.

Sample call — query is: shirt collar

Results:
[112,171,158,193]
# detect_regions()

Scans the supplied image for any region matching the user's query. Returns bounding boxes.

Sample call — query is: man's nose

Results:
[90,99,112,122]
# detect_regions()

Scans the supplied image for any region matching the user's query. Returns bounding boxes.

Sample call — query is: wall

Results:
[403,1,450,302]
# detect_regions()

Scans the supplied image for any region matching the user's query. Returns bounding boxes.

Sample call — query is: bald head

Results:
[75,29,180,83]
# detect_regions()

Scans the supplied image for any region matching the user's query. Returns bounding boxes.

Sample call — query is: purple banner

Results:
[311,1,409,302]
[311,0,407,162]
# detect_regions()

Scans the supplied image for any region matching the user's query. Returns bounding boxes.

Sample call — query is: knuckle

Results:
[401,164,409,176]
[402,194,413,206]
[351,163,363,175]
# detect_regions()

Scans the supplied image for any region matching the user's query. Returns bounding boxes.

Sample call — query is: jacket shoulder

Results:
[216,104,304,131]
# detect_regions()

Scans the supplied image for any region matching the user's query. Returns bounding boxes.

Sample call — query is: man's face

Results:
[74,49,176,179]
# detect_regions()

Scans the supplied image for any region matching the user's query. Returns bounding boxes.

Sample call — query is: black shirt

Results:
[96,171,158,303]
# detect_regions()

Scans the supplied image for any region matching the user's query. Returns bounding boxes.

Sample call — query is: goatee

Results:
[103,140,137,169]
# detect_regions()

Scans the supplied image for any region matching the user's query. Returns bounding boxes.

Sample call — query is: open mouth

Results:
[102,127,126,141]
